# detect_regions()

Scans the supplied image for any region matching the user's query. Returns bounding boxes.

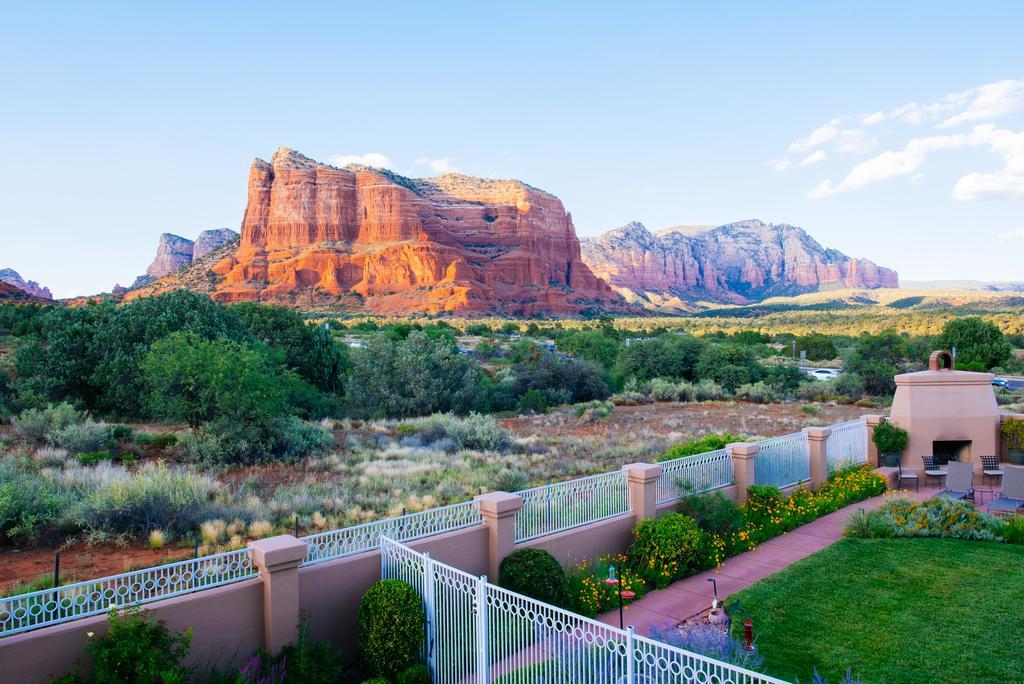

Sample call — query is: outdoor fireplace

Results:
[888,351,999,475]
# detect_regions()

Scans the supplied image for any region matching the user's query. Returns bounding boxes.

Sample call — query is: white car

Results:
[808,368,840,381]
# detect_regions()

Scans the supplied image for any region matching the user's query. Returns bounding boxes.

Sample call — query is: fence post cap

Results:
[728,442,760,458]
[862,414,886,425]
[475,491,524,516]
[248,535,307,571]
[802,426,832,439]
[623,462,662,482]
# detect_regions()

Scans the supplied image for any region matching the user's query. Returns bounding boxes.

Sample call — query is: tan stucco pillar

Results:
[475,492,523,580]
[248,535,308,654]
[729,443,759,503]
[624,463,662,521]
[863,415,886,468]
[803,426,831,490]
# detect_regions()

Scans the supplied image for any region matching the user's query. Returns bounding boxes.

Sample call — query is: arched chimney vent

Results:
[929,350,954,371]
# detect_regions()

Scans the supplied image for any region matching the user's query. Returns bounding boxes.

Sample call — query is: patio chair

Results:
[980,455,1004,487]
[936,461,974,502]
[897,462,918,492]
[922,455,946,487]
[989,465,1024,518]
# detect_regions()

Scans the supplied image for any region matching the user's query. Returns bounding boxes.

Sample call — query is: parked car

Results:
[993,377,1010,388]
[807,368,840,381]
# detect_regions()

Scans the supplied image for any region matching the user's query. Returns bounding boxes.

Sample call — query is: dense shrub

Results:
[940,317,1011,371]
[558,330,622,370]
[50,422,114,453]
[677,491,745,536]
[359,579,425,679]
[845,497,1005,542]
[844,331,906,396]
[629,513,702,589]
[517,388,549,413]
[795,333,838,361]
[733,381,779,403]
[12,402,85,442]
[659,433,744,461]
[273,618,344,684]
[567,553,646,618]
[396,664,431,684]
[408,413,512,452]
[694,344,763,392]
[80,606,192,684]
[0,460,66,541]
[499,549,571,608]
[871,422,908,455]
[493,468,529,492]
[511,351,610,407]
[645,378,728,403]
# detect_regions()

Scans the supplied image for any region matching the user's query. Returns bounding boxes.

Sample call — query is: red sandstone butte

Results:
[178,148,621,315]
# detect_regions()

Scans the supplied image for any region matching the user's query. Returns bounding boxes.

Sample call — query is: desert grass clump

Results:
[228,535,244,551]
[312,511,328,529]
[248,519,273,539]
[493,467,530,493]
[200,518,227,545]
[50,421,114,453]
[408,413,512,452]
[148,529,167,550]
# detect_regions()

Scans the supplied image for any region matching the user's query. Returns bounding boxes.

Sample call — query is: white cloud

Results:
[997,228,1024,241]
[951,126,1024,200]
[329,152,393,169]
[940,79,1024,128]
[415,157,459,173]
[910,173,926,186]
[767,158,792,171]
[809,124,1024,200]
[799,150,827,167]
[785,117,876,160]
[809,131,971,197]
[788,118,844,154]
[861,111,886,125]
[835,129,878,154]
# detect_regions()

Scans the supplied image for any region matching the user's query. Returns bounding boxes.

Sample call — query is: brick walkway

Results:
[597,486,937,634]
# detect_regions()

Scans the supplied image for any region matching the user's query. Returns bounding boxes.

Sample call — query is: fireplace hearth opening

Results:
[932,440,971,466]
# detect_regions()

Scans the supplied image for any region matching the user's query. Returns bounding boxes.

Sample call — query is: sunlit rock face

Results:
[580,219,898,310]
[199,147,622,315]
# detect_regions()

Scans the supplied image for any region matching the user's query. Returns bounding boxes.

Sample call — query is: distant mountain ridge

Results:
[0,268,53,300]
[130,229,239,289]
[579,219,898,311]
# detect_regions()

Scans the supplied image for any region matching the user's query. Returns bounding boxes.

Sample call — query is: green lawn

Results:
[728,538,1024,684]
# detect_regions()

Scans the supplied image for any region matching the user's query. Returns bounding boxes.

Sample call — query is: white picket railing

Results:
[754,432,810,489]
[656,448,733,504]
[301,499,482,566]
[0,548,256,637]
[826,419,868,470]
[381,536,789,684]
[514,471,630,543]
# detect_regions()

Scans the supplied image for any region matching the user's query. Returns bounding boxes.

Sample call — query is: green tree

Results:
[694,344,763,392]
[617,335,705,381]
[345,331,487,419]
[231,302,349,392]
[795,333,838,361]
[941,317,1012,370]
[844,331,907,396]
[558,330,622,370]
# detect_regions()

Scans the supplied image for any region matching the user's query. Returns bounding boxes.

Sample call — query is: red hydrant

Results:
[743,618,754,651]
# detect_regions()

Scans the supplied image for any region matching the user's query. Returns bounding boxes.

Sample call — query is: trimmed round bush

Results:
[358,579,425,679]
[498,548,570,608]
[396,664,431,684]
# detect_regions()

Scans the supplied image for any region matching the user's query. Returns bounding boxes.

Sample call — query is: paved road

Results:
[996,377,1024,391]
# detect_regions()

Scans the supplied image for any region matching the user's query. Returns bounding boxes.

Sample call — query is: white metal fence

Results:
[301,499,482,566]
[825,419,868,470]
[0,548,256,637]
[656,448,733,505]
[381,537,789,684]
[754,432,810,489]
[514,471,630,543]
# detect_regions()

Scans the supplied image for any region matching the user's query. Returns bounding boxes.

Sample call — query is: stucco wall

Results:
[0,578,264,684]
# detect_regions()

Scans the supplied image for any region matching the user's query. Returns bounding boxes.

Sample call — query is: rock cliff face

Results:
[580,219,898,309]
[137,148,620,315]
[0,268,52,300]
[143,230,239,279]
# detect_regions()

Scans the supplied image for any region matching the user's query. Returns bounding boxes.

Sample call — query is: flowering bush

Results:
[744,466,886,544]
[845,497,1005,542]
[630,513,702,589]
[649,622,764,671]
[567,554,646,618]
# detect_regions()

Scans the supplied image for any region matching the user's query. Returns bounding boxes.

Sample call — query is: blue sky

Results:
[2,2,1023,297]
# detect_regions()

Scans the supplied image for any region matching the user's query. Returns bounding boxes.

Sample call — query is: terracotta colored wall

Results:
[0,578,264,684]
[519,514,638,567]
[299,524,489,663]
